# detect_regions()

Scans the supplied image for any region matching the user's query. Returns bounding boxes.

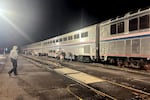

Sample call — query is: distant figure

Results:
[8,45,19,76]
[69,52,73,61]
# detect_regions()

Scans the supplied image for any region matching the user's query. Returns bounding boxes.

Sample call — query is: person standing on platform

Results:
[8,45,19,76]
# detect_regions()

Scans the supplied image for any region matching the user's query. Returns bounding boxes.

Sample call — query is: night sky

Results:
[0,0,149,49]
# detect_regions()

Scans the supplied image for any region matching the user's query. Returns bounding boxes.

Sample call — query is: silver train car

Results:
[22,7,150,69]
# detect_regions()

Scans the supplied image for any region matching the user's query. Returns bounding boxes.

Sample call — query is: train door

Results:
[95,24,100,62]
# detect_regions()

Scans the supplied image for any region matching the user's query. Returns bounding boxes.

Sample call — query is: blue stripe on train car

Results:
[101,34,150,42]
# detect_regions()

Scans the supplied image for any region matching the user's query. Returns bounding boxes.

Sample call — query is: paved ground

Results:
[0,56,40,100]
[22,55,150,99]
[1,54,150,100]
[0,55,103,100]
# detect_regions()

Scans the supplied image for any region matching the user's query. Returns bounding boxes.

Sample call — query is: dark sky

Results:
[0,0,149,49]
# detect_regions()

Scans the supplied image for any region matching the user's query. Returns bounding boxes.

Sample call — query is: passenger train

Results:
[22,7,150,70]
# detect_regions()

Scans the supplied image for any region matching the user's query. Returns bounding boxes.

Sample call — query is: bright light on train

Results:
[56,42,60,45]
[80,38,85,42]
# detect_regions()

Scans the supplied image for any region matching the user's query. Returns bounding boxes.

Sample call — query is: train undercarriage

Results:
[104,56,150,70]
[26,51,150,71]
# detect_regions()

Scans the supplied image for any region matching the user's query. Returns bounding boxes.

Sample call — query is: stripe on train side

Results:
[101,31,150,41]
[101,33,150,42]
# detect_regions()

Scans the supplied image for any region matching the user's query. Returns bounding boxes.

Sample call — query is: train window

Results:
[129,18,138,31]
[81,32,88,38]
[111,24,116,35]
[139,15,150,29]
[49,50,52,52]
[56,39,59,42]
[50,41,52,44]
[63,37,67,41]
[59,38,62,42]
[68,36,73,40]
[117,22,124,33]
[74,34,79,39]
[44,42,47,45]
[53,40,55,43]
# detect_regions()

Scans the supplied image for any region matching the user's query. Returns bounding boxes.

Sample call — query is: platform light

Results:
[0,7,15,17]
[0,8,32,41]
[0,9,6,16]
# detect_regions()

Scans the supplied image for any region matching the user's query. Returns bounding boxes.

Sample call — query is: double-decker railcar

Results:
[41,24,97,62]
[22,41,42,56]
[99,7,150,69]
[22,7,150,69]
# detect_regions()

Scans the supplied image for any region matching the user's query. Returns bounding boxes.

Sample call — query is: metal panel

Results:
[125,40,131,55]
[108,40,125,56]
[108,41,115,54]
[100,42,108,56]
[84,45,90,54]
[132,39,140,54]
[115,41,125,54]
[141,37,150,55]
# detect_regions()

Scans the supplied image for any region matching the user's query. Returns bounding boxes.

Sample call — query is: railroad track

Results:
[22,55,150,100]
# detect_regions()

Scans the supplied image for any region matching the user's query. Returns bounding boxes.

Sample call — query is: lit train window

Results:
[111,24,116,35]
[117,22,124,33]
[59,38,62,42]
[68,36,73,40]
[74,34,79,39]
[49,50,52,52]
[140,15,150,29]
[63,37,67,41]
[45,42,47,45]
[56,39,59,42]
[81,32,88,38]
[129,18,138,31]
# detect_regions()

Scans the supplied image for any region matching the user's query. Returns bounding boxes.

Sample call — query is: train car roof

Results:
[100,6,150,25]
[24,6,150,46]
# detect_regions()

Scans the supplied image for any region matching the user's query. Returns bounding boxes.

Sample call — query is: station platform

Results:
[0,55,38,100]
[0,55,101,100]
[22,55,150,99]
[0,54,150,100]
